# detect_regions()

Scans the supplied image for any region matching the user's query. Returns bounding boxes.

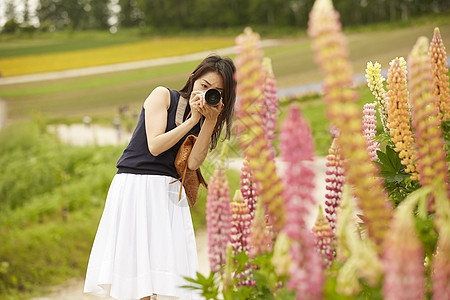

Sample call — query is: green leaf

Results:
[376,146,410,183]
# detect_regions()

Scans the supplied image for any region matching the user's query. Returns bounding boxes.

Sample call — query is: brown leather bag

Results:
[172,134,208,207]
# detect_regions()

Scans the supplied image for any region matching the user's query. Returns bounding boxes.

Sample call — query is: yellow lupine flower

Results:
[429,27,450,121]
[386,57,418,178]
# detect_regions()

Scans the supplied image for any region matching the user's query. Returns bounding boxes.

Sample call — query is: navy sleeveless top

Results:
[116,88,200,179]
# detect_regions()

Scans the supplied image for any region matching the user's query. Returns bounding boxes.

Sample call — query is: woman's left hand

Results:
[197,94,223,122]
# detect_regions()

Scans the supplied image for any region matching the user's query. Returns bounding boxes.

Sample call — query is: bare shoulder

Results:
[143,86,170,110]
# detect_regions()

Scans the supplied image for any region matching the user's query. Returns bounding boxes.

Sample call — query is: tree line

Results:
[2,0,449,34]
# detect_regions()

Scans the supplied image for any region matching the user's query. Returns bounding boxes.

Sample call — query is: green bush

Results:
[0,121,241,298]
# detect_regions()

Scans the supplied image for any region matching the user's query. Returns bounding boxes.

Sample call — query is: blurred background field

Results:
[0,0,450,298]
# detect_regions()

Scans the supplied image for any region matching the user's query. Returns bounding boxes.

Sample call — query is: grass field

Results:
[1,21,449,124]
[0,36,235,77]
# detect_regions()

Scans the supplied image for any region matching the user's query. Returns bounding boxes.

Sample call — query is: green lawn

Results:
[0,29,148,59]
[1,20,449,122]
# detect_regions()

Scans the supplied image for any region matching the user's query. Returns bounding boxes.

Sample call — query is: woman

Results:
[84,55,237,300]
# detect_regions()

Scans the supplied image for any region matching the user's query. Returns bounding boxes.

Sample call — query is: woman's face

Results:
[192,71,224,97]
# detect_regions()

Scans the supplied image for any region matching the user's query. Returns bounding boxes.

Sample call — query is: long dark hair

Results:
[179,54,237,150]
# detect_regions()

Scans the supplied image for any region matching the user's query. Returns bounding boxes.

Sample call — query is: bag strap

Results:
[175,96,189,126]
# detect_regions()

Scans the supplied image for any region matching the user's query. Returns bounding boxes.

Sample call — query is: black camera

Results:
[204,89,221,106]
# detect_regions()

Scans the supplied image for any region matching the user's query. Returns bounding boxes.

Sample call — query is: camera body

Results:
[204,88,221,106]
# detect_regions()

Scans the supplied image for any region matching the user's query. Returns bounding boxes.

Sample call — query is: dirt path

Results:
[31,229,210,300]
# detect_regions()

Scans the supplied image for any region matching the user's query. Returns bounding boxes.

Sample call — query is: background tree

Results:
[118,0,143,27]
[89,0,111,29]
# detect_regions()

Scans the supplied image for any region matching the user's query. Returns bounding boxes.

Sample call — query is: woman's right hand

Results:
[189,91,203,124]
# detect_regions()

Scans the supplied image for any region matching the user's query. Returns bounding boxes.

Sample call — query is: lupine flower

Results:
[362,102,380,161]
[288,229,324,300]
[324,138,345,233]
[248,202,273,258]
[408,37,448,206]
[240,158,258,219]
[382,193,426,300]
[230,190,251,255]
[280,104,324,299]
[280,105,315,231]
[230,191,254,286]
[432,229,450,300]
[431,191,450,300]
[312,205,335,268]
[429,27,450,121]
[386,57,418,178]
[308,0,392,252]
[272,232,292,276]
[235,27,285,233]
[206,165,231,273]
[365,61,390,134]
[261,57,279,146]
[335,185,383,295]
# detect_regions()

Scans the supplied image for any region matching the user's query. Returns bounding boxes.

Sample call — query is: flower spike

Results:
[408,36,449,206]
[429,27,450,121]
[308,0,392,252]
[235,27,286,233]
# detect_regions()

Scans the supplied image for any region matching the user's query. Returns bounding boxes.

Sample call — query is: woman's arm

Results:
[187,97,223,170]
[145,87,201,156]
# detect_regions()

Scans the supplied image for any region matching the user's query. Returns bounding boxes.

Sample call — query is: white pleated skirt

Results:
[84,174,200,300]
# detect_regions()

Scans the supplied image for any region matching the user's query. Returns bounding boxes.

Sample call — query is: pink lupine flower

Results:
[408,37,449,207]
[280,104,324,299]
[432,234,450,300]
[308,0,392,252]
[362,102,380,161]
[429,27,450,121]
[288,228,324,300]
[240,158,258,219]
[382,198,426,300]
[206,165,232,273]
[280,105,315,230]
[312,205,335,268]
[431,193,450,300]
[248,203,273,258]
[261,57,279,145]
[386,57,417,178]
[230,191,254,286]
[324,138,344,233]
[235,27,286,233]
[230,191,252,255]
[365,61,390,134]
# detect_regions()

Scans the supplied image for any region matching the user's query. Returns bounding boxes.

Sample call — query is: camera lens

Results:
[205,89,221,106]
